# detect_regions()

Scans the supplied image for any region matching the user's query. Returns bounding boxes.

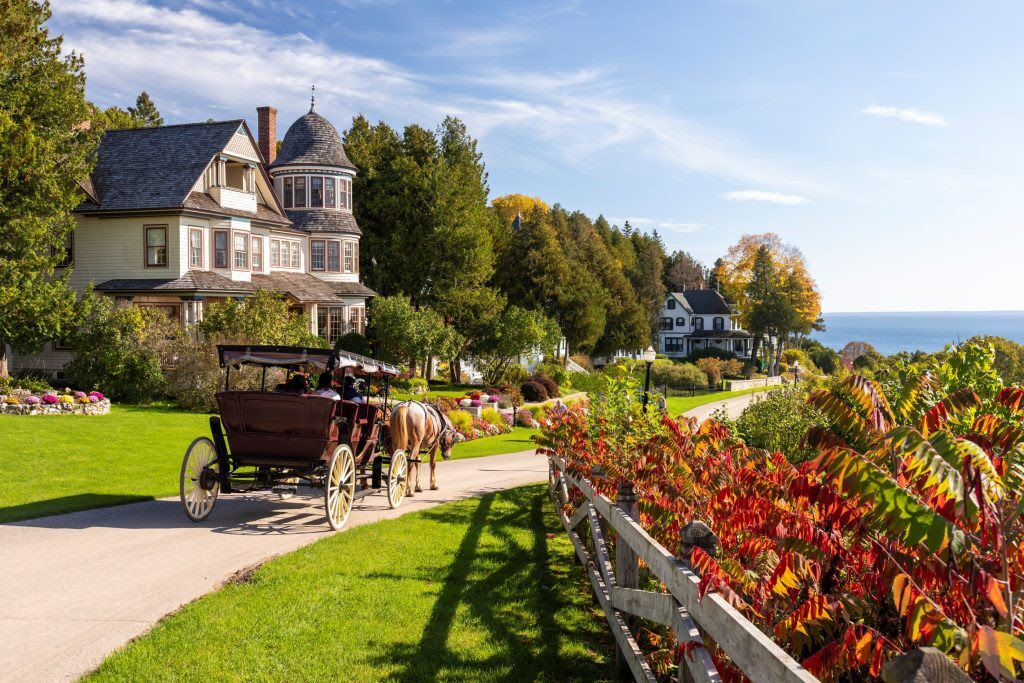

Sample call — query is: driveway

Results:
[0,395,762,682]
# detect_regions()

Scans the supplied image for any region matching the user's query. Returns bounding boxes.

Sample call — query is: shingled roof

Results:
[79,121,244,212]
[96,271,376,303]
[286,209,361,235]
[679,289,734,315]
[269,111,356,171]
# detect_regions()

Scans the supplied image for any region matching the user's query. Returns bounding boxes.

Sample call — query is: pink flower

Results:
[74,391,86,398]
[88,396,99,403]
[42,394,59,404]
[25,396,41,405]
[88,391,104,401]
[488,396,499,403]
[470,399,481,407]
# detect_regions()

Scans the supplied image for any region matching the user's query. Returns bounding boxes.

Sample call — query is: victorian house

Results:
[658,288,753,359]
[11,100,375,375]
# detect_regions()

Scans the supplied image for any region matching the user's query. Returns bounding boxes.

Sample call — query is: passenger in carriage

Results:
[311,372,340,401]
[277,373,308,394]
[342,375,365,403]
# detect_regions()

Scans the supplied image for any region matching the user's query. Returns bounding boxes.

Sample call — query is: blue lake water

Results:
[810,312,1024,355]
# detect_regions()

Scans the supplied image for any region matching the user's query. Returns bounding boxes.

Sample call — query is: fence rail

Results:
[548,454,819,683]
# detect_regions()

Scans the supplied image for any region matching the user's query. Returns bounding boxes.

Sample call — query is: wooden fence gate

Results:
[547,454,820,683]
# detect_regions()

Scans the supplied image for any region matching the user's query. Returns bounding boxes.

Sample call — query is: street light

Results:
[641,346,656,412]
[792,360,800,383]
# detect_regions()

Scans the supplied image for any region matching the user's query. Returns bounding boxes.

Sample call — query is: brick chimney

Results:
[256,106,277,164]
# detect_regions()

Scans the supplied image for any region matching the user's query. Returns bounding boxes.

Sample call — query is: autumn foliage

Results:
[539,365,1024,681]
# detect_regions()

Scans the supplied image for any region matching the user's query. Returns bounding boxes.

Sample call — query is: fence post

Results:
[615,480,639,680]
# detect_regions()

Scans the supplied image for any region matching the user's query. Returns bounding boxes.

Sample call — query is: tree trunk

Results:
[748,333,762,373]
[0,344,9,378]
[775,335,785,376]
[450,357,461,384]
[425,355,434,381]
[409,358,417,378]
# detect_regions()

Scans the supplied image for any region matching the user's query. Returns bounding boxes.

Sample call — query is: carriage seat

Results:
[216,391,339,462]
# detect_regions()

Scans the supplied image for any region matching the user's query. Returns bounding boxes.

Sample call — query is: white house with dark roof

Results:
[10,99,375,375]
[658,288,753,359]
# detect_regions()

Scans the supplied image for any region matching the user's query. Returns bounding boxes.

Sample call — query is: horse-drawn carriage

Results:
[179,344,407,530]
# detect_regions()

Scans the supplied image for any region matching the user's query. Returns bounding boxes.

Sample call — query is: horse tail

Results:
[390,403,409,454]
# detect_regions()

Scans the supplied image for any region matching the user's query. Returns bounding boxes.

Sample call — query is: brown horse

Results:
[389,400,456,496]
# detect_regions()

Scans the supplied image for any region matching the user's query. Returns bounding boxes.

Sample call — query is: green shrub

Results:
[64,294,170,403]
[481,406,505,426]
[497,384,524,407]
[649,362,707,388]
[733,387,828,462]
[334,332,371,356]
[448,409,473,433]
[536,361,569,388]
[201,290,324,347]
[501,364,529,385]
[528,405,545,419]
[393,376,428,395]
[9,374,53,393]
[696,358,722,385]
[567,370,604,394]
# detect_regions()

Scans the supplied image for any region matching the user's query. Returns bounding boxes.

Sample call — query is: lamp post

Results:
[641,345,656,412]
[792,360,800,383]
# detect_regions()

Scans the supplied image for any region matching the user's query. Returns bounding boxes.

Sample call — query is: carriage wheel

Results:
[324,445,356,530]
[180,437,220,522]
[387,450,408,509]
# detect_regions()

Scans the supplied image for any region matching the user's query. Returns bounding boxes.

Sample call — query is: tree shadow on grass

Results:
[368,487,614,682]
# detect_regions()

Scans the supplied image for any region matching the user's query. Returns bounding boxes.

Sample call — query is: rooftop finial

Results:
[310,84,316,113]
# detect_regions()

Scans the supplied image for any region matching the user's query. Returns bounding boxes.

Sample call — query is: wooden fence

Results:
[547,454,820,683]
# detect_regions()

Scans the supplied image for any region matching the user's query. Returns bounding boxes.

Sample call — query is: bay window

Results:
[343,241,353,272]
[189,228,203,269]
[251,236,263,271]
[213,230,228,268]
[290,241,300,268]
[293,176,306,208]
[283,177,293,209]
[270,239,280,267]
[311,240,325,271]
[145,225,167,267]
[328,241,340,272]
[349,306,364,334]
[233,232,249,269]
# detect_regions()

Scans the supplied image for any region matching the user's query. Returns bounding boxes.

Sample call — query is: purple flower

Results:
[25,396,41,405]
[88,395,99,403]
[470,399,481,407]
[42,394,59,404]
[88,391,104,401]
[488,396,499,403]
[74,391,86,398]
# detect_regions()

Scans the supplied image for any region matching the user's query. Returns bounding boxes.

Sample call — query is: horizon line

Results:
[823,309,1024,315]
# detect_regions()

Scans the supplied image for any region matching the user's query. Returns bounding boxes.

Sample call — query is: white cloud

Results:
[50,0,819,193]
[862,105,950,128]
[722,190,809,205]
[608,217,703,233]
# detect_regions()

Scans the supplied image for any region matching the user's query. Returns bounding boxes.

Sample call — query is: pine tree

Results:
[0,0,96,375]
[128,91,163,127]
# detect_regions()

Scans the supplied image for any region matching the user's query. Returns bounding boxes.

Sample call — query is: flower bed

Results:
[0,389,111,415]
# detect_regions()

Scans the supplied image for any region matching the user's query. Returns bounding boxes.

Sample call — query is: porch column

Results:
[310,303,319,336]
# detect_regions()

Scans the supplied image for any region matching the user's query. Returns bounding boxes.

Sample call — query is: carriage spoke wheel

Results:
[387,450,407,509]
[180,437,220,522]
[325,445,356,530]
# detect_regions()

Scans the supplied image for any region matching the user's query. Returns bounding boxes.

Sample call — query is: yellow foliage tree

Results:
[491,194,550,225]
[715,233,821,373]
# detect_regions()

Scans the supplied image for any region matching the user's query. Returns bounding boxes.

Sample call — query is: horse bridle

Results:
[396,400,457,457]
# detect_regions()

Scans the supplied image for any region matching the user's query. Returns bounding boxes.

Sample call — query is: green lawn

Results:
[663,385,776,416]
[88,484,615,682]
[0,405,538,524]
[391,383,477,402]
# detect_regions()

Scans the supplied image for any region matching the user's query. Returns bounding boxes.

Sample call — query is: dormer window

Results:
[667,298,675,310]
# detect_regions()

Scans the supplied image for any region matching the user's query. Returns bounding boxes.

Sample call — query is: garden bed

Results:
[0,390,110,415]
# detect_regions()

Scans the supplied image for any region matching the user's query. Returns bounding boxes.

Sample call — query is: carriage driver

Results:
[342,375,365,403]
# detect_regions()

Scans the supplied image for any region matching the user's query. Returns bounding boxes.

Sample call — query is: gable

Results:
[223,125,260,161]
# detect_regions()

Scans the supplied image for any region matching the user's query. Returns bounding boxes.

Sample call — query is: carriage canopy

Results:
[217,344,400,376]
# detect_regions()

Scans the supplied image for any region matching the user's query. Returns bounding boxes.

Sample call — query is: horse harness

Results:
[396,400,456,458]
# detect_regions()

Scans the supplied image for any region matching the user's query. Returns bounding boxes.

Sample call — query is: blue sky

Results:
[49,0,1024,313]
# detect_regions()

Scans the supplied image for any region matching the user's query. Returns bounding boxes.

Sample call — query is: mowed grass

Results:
[88,484,615,682]
[663,385,776,416]
[0,405,538,524]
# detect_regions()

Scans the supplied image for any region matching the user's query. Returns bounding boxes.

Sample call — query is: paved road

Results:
[682,388,771,423]
[0,392,762,682]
